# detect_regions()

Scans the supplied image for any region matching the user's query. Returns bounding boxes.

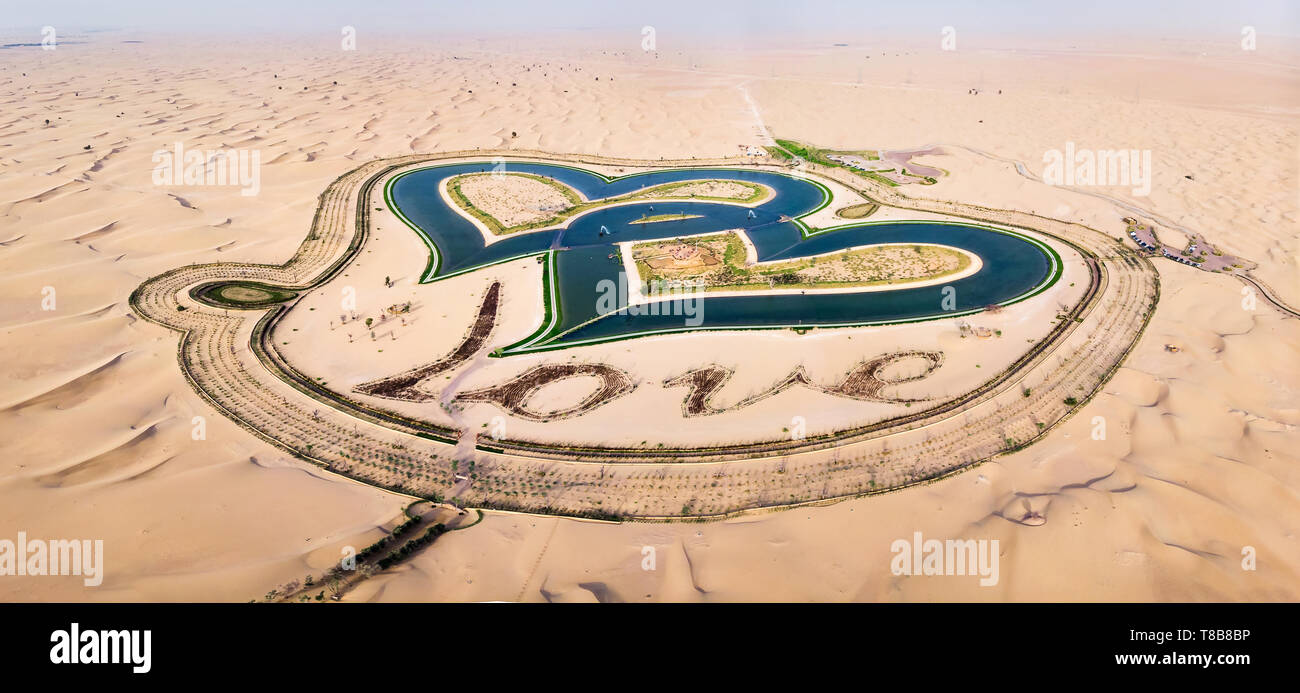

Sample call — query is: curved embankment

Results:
[131,150,1159,520]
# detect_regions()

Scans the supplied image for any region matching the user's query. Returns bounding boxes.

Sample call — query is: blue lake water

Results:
[386,162,1059,353]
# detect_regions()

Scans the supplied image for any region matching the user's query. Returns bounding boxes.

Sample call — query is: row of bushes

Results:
[377,523,448,569]
[356,516,422,562]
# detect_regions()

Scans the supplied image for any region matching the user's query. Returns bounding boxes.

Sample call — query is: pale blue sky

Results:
[5,0,1298,38]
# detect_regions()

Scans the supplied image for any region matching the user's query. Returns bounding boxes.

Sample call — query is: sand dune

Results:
[34,422,174,488]
[0,31,1295,602]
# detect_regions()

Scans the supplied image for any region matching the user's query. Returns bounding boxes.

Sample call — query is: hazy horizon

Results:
[4,0,1298,40]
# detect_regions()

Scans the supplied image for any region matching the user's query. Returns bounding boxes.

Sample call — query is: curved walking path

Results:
[130,149,1159,520]
[1234,271,1300,318]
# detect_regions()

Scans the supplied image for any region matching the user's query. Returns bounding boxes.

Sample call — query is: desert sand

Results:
[1,29,1297,601]
[456,173,574,229]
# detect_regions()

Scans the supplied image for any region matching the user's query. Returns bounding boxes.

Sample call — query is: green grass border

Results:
[383,163,795,282]
[379,160,1061,356]
[191,281,299,310]
[502,220,1063,355]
